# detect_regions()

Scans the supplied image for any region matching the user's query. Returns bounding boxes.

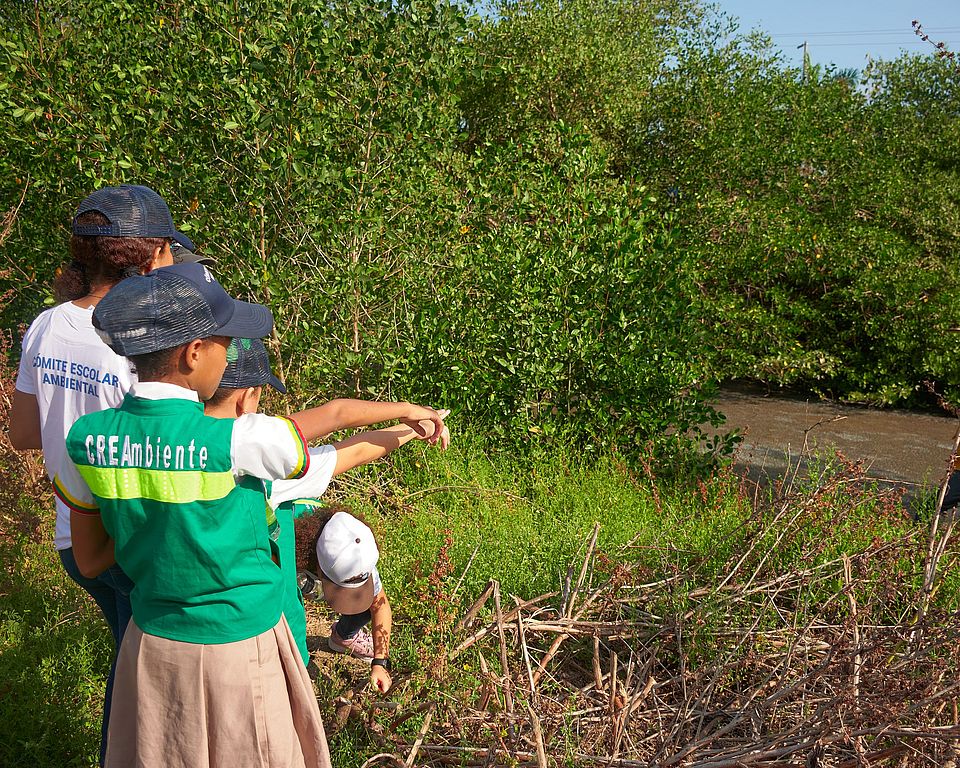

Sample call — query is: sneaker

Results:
[328,622,375,661]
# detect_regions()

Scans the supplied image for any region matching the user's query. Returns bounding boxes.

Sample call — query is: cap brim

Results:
[172,245,216,266]
[267,374,287,394]
[172,231,197,251]
[217,300,274,340]
[321,575,375,615]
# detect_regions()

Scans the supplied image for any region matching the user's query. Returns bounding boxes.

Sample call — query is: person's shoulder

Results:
[65,402,119,436]
[22,302,104,349]
[21,305,60,339]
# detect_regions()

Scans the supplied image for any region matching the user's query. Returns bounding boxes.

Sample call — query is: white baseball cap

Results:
[316,512,379,614]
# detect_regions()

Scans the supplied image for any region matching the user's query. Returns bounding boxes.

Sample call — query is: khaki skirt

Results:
[106,615,332,768]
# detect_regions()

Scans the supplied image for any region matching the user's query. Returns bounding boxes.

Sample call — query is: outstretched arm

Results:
[291,399,446,445]
[332,410,450,476]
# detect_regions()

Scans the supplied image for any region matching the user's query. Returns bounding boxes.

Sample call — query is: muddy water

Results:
[709,385,959,493]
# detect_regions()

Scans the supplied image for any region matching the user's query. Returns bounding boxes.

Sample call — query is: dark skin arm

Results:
[291,399,446,445]
[369,590,393,692]
[70,510,116,578]
[9,390,43,450]
[331,412,450,476]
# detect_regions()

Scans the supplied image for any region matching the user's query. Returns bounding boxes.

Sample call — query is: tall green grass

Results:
[0,513,106,766]
[1,431,952,766]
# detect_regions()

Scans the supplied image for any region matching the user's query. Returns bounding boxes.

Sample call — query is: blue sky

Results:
[716,1,959,72]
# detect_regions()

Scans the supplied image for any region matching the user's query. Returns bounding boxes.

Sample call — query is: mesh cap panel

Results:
[93,263,273,356]
[94,274,219,355]
[73,185,196,250]
[220,338,287,393]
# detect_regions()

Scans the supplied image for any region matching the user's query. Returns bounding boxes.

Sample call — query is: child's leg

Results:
[59,548,124,642]
[334,610,371,639]
[59,548,128,767]
[329,611,374,658]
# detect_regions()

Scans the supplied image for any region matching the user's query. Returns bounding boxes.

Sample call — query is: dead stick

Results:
[492,581,516,745]
[517,603,537,698]
[532,529,602,686]
[842,555,861,709]
[608,651,620,756]
[451,544,481,602]
[592,636,603,690]
[449,592,557,660]
[455,580,495,633]
[525,704,548,768]
[566,522,600,617]
[403,703,435,768]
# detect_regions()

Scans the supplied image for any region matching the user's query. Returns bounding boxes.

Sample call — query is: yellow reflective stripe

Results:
[77,465,236,503]
[53,477,98,513]
[282,418,309,479]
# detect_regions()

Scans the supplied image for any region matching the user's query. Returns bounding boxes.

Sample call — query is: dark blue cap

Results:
[73,185,196,250]
[220,338,287,393]
[171,242,216,266]
[92,263,273,355]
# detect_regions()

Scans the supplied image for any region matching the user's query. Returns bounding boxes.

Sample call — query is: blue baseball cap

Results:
[72,184,196,250]
[171,242,216,266]
[93,263,273,355]
[220,338,287,393]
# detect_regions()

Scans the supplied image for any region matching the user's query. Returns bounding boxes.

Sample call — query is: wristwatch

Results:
[371,657,392,672]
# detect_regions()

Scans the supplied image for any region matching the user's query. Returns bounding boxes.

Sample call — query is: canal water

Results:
[710,384,959,496]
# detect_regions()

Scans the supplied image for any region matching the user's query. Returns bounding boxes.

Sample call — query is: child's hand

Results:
[401,404,447,445]
[370,665,393,694]
[414,409,450,450]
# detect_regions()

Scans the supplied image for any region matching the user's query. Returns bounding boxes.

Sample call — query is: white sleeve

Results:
[15,324,38,395]
[268,444,337,508]
[230,413,310,480]
[53,451,98,515]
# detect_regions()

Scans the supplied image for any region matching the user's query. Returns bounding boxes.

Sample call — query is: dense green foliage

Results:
[1,0,958,462]
[632,30,960,403]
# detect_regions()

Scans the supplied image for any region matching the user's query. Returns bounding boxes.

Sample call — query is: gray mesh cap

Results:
[220,338,287,393]
[92,263,273,355]
[72,185,197,250]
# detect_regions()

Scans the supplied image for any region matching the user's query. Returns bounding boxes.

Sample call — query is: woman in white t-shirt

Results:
[8,185,203,766]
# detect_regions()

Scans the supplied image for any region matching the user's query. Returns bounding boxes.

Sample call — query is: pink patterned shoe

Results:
[328,622,375,661]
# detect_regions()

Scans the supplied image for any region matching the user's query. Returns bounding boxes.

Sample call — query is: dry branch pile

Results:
[354,465,960,768]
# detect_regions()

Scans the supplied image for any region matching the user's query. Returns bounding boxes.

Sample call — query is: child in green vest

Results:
[54,262,361,767]
[202,337,449,694]
[10,185,210,766]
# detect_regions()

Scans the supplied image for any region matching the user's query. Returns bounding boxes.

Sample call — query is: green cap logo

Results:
[226,337,254,363]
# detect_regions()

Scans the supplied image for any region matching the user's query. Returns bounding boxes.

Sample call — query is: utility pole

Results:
[797,41,808,83]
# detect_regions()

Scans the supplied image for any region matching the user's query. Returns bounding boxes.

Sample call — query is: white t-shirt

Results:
[268,444,338,509]
[16,302,136,549]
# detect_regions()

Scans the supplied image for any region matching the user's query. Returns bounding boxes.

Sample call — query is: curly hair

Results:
[293,503,371,572]
[54,210,167,302]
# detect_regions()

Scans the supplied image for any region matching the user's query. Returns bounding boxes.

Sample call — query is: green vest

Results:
[65,395,282,644]
[270,494,322,667]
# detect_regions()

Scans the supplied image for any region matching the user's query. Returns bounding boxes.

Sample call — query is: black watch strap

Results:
[371,657,392,672]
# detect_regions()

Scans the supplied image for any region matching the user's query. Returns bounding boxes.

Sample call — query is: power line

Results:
[803,40,959,48]
[769,27,960,38]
